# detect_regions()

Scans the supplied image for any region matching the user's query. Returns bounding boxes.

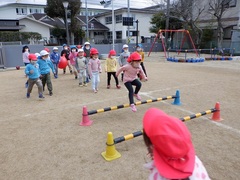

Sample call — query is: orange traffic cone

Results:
[80,106,93,126]
[211,102,223,121]
[101,132,121,161]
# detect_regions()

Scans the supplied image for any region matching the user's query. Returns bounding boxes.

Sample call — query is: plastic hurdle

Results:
[101,102,222,161]
[80,90,181,126]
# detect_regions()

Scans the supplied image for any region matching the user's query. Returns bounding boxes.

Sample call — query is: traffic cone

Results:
[80,106,93,126]
[211,102,223,121]
[101,132,121,161]
[172,90,182,105]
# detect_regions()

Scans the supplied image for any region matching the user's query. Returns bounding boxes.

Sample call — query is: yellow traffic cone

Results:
[101,132,121,161]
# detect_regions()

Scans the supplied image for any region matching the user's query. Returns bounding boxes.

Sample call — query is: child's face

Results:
[92,54,98,59]
[132,61,140,68]
[123,48,128,52]
[78,52,84,57]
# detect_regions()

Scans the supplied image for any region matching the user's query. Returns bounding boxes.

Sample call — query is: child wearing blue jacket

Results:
[37,50,56,96]
[50,47,60,78]
[25,54,44,99]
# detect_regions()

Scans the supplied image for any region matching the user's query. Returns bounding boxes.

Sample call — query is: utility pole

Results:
[127,0,130,44]
[85,0,89,41]
[136,20,139,47]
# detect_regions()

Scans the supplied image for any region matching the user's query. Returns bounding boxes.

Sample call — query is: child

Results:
[143,108,210,180]
[50,47,60,78]
[83,41,91,83]
[105,50,121,89]
[75,48,87,87]
[61,44,72,74]
[69,45,78,79]
[136,44,147,77]
[25,54,44,99]
[116,52,147,112]
[118,44,130,81]
[22,45,30,88]
[88,48,102,93]
[37,50,56,96]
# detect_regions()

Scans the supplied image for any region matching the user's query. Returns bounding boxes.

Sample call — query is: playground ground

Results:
[0,52,240,180]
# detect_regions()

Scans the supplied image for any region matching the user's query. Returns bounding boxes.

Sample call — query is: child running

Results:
[37,50,56,96]
[136,44,147,77]
[88,48,102,93]
[50,47,60,78]
[75,48,87,87]
[105,50,121,89]
[116,52,147,112]
[25,54,44,99]
[143,108,210,180]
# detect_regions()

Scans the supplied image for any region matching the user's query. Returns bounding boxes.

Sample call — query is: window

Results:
[116,14,122,23]
[224,0,236,8]
[94,32,104,36]
[16,8,27,15]
[30,8,42,13]
[105,16,112,24]
[116,31,122,39]
[126,31,138,36]
[107,32,112,39]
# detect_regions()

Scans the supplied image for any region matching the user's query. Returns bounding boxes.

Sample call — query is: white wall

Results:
[19,19,50,41]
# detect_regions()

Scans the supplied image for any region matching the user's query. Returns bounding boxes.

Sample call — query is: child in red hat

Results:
[105,50,121,89]
[143,108,210,180]
[88,48,102,93]
[116,52,147,112]
[25,54,44,99]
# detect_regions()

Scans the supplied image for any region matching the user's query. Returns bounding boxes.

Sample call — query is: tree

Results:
[149,12,183,33]
[45,0,82,44]
[208,0,231,49]
[171,0,205,47]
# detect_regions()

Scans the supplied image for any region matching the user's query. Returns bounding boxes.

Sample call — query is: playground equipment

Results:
[148,29,206,63]
[101,102,222,161]
[80,90,181,126]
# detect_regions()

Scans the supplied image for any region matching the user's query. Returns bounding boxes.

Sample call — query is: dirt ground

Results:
[0,52,240,180]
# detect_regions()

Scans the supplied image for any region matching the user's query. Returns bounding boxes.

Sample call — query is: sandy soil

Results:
[0,52,240,180]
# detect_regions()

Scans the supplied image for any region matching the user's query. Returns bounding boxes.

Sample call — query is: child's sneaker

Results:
[116,85,121,89]
[49,91,53,96]
[39,94,45,99]
[83,83,87,87]
[107,85,110,89]
[130,104,137,112]
[134,94,141,100]
[26,93,30,98]
[79,83,83,87]
[75,76,77,79]
[54,74,58,79]
[94,89,97,93]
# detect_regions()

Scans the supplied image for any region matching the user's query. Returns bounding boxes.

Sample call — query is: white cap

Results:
[40,50,49,56]
[78,48,84,52]
[53,47,58,50]
[35,53,40,57]
[123,44,128,48]
[84,42,90,45]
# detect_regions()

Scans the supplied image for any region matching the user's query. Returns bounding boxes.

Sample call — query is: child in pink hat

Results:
[143,108,210,180]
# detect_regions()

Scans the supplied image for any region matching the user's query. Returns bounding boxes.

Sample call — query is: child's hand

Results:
[30,70,34,74]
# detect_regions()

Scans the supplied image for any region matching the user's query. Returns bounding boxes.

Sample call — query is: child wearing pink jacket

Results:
[116,52,147,112]
[88,48,102,93]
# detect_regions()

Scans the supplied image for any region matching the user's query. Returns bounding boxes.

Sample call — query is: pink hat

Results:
[143,108,195,179]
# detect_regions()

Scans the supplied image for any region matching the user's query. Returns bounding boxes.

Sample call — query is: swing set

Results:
[148,29,199,59]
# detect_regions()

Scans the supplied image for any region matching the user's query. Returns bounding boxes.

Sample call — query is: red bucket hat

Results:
[143,108,195,179]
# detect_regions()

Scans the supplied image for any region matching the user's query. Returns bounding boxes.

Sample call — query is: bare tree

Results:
[208,0,231,49]
[171,0,205,47]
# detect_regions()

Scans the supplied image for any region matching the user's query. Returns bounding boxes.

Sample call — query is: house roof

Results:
[18,16,54,28]
[0,2,46,8]
[76,15,109,31]
[27,13,65,29]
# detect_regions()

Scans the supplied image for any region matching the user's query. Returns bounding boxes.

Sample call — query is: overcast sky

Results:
[0,0,157,9]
